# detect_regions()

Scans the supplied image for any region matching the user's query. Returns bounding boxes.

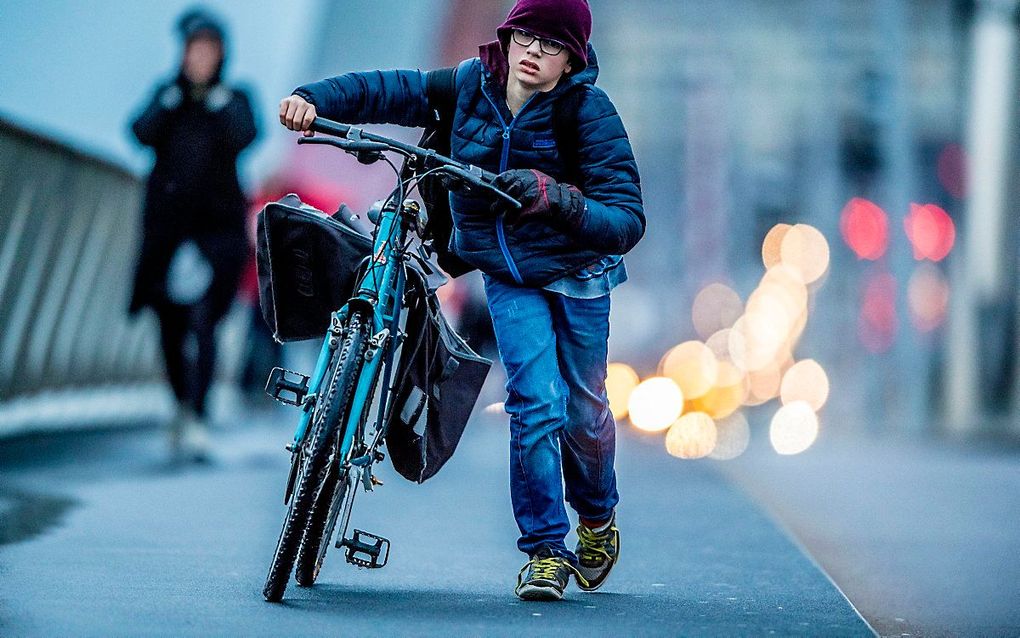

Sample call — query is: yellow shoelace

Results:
[525,556,565,580]
[577,525,613,563]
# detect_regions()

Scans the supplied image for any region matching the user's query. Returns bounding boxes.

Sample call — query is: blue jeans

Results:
[483,275,620,562]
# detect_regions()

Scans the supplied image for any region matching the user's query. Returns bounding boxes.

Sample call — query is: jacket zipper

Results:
[481,82,538,286]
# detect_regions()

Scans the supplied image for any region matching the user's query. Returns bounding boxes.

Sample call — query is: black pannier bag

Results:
[256,194,373,342]
[385,266,492,483]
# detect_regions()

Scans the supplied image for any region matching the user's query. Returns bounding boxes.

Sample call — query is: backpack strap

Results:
[424,66,458,124]
[552,84,588,188]
[411,61,478,279]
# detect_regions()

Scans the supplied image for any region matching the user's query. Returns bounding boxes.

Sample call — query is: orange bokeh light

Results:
[606,363,640,420]
[685,361,747,419]
[762,224,792,269]
[660,341,719,401]
[780,224,830,284]
[665,412,718,460]
[628,377,685,433]
[745,363,783,406]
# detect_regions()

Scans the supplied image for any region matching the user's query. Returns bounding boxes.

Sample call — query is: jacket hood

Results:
[478,40,598,94]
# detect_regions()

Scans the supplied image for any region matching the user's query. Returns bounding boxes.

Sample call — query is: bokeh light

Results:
[908,263,950,332]
[780,359,830,411]
[743,289,794,370]
[646,214,831,461]
[606,363,640,420]
[769,401,819,455]
[665,412,718,459]
[859,271,898,353]
[760,265,809,319]
[692,283,743,340]
[709,412,751,460]
[628,377,685,432]
[723,323,749,370]
[660,341,719,400]
[685,361,746,419]
[904,203,955,262]
[780,224,830,284]
[762,223,792,269]
[705,327,746,372]
[745,363,783,406]
[840,197,889,260]
[785,305,809,351]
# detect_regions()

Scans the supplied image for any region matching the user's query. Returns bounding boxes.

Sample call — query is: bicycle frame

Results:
[290,199,413,466]
[262,118,523,600]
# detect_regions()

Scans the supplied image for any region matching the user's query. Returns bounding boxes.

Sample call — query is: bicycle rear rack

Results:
[337,529,390,568]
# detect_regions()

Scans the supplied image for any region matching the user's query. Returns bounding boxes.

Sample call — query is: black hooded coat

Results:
[129,66,256,320]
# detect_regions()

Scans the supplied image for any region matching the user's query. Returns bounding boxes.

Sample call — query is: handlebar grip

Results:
[310,118,350,137]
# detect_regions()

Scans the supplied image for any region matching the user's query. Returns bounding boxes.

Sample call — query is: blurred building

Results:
[3,0,1020,442]
[253,0,1019,440]
[584,0,985,438]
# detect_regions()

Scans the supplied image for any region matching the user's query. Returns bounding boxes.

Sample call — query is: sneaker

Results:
[515,549,575,601]
[180,412,212,463]
[574,515,620,591]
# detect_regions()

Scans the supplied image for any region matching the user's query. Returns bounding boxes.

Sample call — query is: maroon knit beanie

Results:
[496,0,592,72]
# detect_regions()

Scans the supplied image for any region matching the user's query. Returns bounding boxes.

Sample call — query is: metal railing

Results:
[0,116,167,436]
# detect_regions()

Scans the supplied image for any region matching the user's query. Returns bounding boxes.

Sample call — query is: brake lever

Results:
[297,137,388,165]
[493,189,523,210]
[441,166,521,209]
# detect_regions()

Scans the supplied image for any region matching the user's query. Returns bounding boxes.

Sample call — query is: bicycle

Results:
[260,117,519,602]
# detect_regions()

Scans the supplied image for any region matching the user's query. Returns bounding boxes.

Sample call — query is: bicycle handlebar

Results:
[307,117,521,209]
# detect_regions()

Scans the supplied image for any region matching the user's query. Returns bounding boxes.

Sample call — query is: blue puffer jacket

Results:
[293,42,644,286]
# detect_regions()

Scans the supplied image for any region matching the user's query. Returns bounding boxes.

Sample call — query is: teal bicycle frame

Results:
[289,198,412,466]
[261,117,521,601]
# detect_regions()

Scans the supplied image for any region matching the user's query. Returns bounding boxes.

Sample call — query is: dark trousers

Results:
[156,299,217,417]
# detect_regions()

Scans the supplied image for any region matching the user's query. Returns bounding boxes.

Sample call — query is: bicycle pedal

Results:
[265,367,310,406]
[337,529,390,568]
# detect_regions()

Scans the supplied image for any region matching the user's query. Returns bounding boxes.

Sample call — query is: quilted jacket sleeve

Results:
[571,87,645,254]
[292,69,433,128]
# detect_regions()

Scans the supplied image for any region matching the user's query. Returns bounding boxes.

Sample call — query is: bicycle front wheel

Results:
[294,459,347,587]
[262,311,368,602]
[296,340,386,586]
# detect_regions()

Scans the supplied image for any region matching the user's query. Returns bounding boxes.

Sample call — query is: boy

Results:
[280,0,643,600]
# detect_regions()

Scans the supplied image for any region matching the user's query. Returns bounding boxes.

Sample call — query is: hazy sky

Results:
[0,0,321,183]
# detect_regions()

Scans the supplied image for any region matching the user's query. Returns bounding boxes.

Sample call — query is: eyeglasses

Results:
[511,29,566,56]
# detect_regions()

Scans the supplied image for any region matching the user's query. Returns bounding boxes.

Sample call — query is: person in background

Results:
[129,8,257,461]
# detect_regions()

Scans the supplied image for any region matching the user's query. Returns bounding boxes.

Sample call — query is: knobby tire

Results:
[262,313,368,602]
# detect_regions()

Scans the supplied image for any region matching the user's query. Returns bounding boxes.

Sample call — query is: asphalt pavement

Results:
[718,427,1020,638]
[0,405,874,637]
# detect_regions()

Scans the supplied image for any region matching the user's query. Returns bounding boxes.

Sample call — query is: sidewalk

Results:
[1,410,874,636]
[718,427,1020,637]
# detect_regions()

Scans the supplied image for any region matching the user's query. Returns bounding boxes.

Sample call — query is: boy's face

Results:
[507,30,572,90]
